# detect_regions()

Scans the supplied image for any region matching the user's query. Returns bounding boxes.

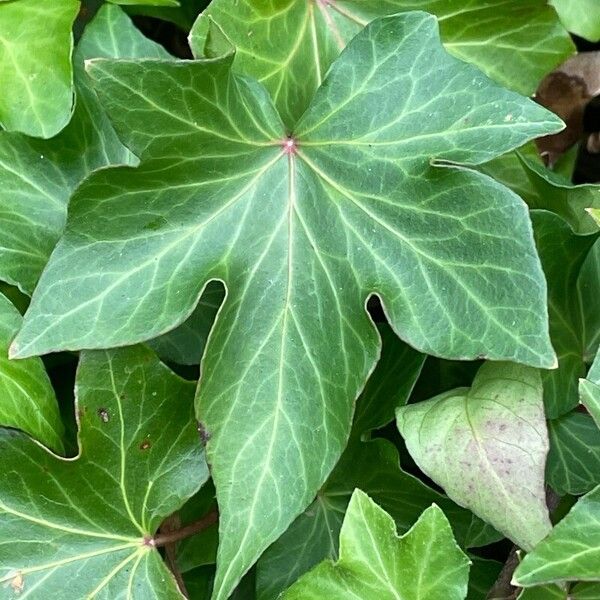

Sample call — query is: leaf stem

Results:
[152,510,218,548]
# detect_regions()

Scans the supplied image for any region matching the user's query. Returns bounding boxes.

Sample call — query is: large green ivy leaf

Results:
[0,4,169,294]
[550,0,600,41]
[0,0,79,138]
[513,485,600,587]
[0,345,208,598]
[199,0,574,127]
[12,14,562,598]
[532,212,598,418]
[0,293,63,453]
[547,411,600,495]
[397,361,551,551]
[282,490,470,600]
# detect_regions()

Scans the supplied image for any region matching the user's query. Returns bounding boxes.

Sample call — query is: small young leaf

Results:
[0,0,79,138]
[0,346,208,598]
[282,490,470,600]
[397,361,551,551]
[513,485,600,586]
[257,438,498,600]
[198,0,574,126]
[0,293,63,453]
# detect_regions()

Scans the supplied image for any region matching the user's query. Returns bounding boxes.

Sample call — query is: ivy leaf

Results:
[0,293,63,453]
[513,485,600,586]
[397,361,551,551]
[516,156,600,234]
[0,4,169,294]
[581,349,600,426]
[532,211,598,418]
[0,345,208,598]
[256,438,498,600]
[256,333,486,600]
[550,0,600,42]
[0,0,79,138]
[199,0,574,127]
[547,411,600,495]
[282,490,470,600]
[12,13,562,598]
[578,240,600,364]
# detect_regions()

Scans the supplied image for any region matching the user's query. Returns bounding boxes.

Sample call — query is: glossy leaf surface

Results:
[0,346,208,598]
[12,13,561,598]
[0,293,63,453]
[200,0,574,126]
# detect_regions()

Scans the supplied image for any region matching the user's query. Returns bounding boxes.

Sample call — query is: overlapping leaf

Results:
[550,0,600,41]
[0,4,170,294]
[0,345,208,598]
[255,332,489,600]
[199,0,574,127]
[282,490,470,600]
[256,439,498,599]
[397,362,551,551]
[0,293,63,453]
[532,211,598,418]
[547,410,600,495]
[0,0,79,138]
[580,347,600,427]
[513,485,600,586]
[11,13,562,598]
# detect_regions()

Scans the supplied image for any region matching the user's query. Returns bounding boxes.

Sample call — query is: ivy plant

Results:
[1,1,600,599]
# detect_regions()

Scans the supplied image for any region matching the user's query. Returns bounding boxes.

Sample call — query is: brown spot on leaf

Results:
[140,439,151,451]
[197,421,211,445]
[97,408,109,423]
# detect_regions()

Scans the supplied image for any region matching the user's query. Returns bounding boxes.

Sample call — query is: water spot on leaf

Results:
[10,571,24,594]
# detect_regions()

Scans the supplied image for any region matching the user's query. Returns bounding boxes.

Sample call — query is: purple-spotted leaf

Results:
[397,361,551,551]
